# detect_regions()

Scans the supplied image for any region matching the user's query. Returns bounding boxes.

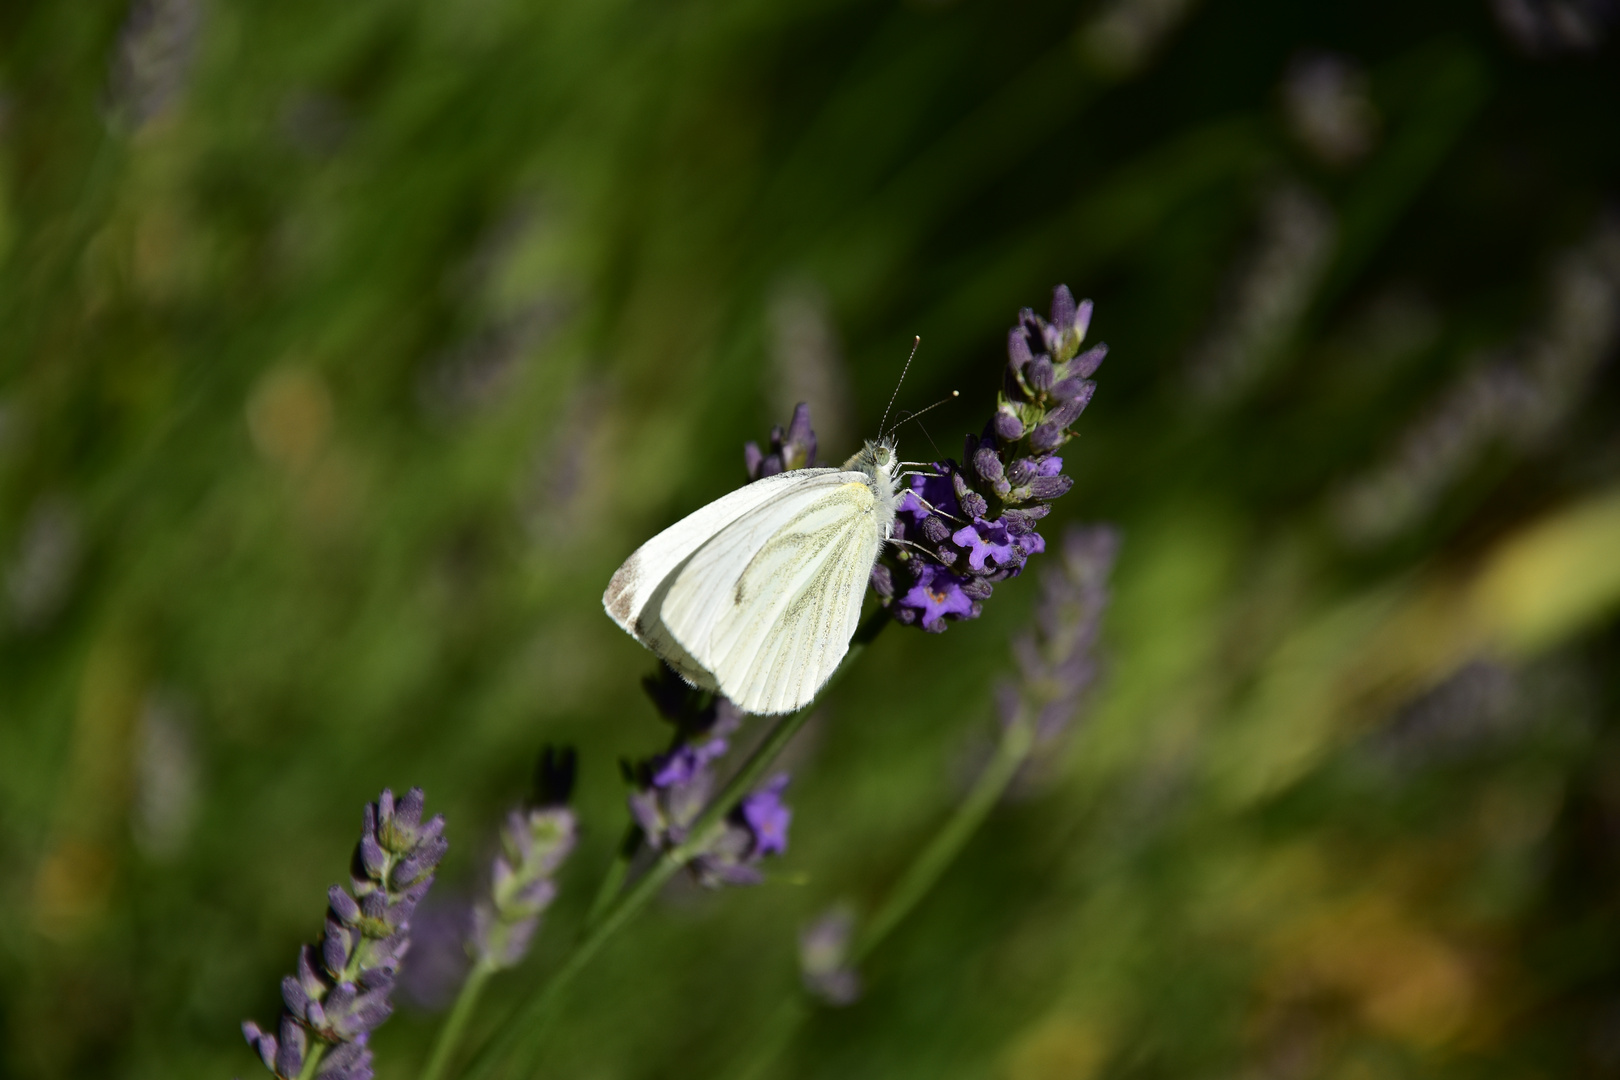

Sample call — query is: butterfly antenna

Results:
[879,335,922,440]
[916,417,943,461]
[890,390,959,433]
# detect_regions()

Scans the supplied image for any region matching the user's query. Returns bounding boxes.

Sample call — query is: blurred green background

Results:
[4,0,1620,1077]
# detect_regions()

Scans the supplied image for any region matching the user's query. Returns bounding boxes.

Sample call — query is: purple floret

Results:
[649,735,730,789]
[899,563,977,631]
[951,518,1019,572]
[740,774,792,857]
[628,684,794,888]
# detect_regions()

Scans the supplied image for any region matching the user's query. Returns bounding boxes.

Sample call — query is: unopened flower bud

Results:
[1028,356,1054,392]
[1072,343,1106,378]
[1072,297,1094,342]
[994,405,1025,440]
[357,832,388,881]
[1051,285,1077,340]
[1029,422,1065,451]
[961,578,994,600]
[1046,394,1090,431]
[275,1016,306,1076]
[973,447,1006,488]
[1028,474,1073,501]
[1007,327,1034,372]
[329,886,361,927]
[243,1021,278,1070]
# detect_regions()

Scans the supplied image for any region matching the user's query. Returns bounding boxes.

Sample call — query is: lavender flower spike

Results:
[745,401,818,479]
[882,286,1106,633]
[243,788,447,1080]
[1003,525,1120,748]
[799,906,860,1005]
[627,669,794,887]
[471,748,579,970]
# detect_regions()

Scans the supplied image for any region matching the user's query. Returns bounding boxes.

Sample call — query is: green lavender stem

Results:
[419,960,497,1080]
[583,826,640,930]
[854,714,1034,961]
[727,999,812,1080]
[728,704,1039,1080]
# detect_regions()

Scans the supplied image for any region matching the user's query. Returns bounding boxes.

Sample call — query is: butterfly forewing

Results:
[660,473,883,714]
[603,467,842,639]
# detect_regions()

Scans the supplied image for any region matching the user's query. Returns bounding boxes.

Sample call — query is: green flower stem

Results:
[419,959,497,1080]
[454,609,891,1080]
[728,998,812,1080]
[296,1045,326,1080]
[727,703,1039,1080]
[853,713,1034,963]
[583,825,640,930]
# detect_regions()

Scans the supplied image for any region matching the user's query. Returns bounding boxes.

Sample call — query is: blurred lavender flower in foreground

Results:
[5,494,83,633]
[874,286,1103,632]
[470,748,578,969]
[1493,0,1618,54]
[1282,52,1379,168]
[131,693,199,861]
[243,789,446,1080]
[799,906,860,1006]
[627,668,792,886]
[1077,0,1201,79]
[398,898,472,1012]
[104,0,201,131]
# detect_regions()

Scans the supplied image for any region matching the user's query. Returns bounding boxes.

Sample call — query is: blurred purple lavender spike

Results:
[242,788,447,1080]
[1493,0,1618,54]
[799,906,860,1006]
[1003,525,1120,748]
[105,0,201,132]
[459,745,581,971]
[471,807,576,968]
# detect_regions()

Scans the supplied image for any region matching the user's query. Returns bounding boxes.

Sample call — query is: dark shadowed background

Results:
[3,0,1620,1077]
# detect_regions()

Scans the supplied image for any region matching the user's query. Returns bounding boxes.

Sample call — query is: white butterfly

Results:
[603,439,900,715]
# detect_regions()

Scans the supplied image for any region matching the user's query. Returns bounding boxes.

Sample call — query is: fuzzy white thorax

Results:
[842,438,900,541]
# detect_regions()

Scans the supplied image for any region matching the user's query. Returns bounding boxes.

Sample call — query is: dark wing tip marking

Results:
[605,552,639,624]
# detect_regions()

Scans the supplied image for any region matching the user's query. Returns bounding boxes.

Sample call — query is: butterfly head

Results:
[844,438,900,510]
[845,437,896,470]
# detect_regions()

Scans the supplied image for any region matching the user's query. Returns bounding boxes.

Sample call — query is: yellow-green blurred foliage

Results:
[2,1,1619,1078]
